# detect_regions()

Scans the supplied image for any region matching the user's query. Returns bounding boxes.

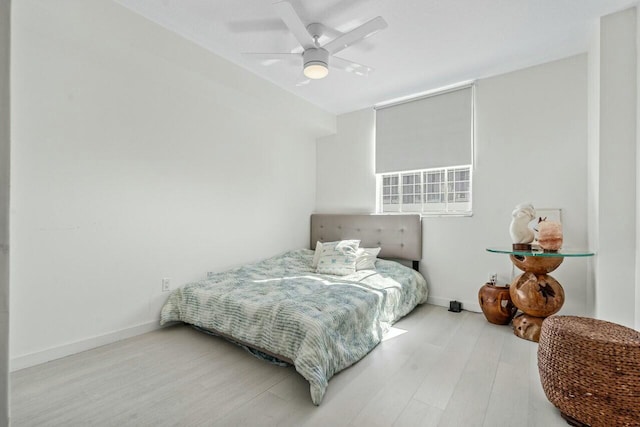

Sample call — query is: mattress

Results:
[160,248,428,405]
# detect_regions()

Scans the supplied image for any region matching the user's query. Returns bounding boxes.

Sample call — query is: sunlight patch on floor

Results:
[381,326,408,342]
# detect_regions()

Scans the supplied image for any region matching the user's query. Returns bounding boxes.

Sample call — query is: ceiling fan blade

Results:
[331,56,373,77]
[242,52,300,66]
[323,16,387,55]
[273,1,316,49]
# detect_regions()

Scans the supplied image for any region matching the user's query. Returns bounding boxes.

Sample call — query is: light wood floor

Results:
[11,305,566,426]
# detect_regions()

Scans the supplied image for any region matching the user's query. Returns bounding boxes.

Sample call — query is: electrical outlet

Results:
[489,273,497,284]
[161,278,171,292]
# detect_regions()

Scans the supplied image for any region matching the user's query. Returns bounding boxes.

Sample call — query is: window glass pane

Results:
[381,173,402,209]
[426,171,439,183]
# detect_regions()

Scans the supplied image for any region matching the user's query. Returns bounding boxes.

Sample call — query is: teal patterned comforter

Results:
[160,249,428,405]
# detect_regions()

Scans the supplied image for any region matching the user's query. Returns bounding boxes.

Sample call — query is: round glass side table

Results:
[486,247,594,342]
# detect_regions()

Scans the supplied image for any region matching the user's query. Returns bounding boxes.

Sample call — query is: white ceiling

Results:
[115,0,637,114]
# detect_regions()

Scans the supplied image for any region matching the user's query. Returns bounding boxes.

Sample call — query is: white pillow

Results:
[355,247,382,270]
[311,241,324,268]
[316,240,360,276]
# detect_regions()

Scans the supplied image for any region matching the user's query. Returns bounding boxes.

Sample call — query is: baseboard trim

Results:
[427,296,481,313]
[11,320,161,372]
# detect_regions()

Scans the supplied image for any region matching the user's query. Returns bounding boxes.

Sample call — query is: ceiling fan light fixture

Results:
[303,48,329,79]
[304,62,329,79]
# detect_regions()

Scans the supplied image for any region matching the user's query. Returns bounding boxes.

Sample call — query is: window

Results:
[375,83,474,215]
[378,165,471,214]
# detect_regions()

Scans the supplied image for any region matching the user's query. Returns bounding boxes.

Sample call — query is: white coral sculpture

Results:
[509,203,536,244]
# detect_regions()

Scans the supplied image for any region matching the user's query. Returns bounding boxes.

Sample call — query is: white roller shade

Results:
[375,85,473,173]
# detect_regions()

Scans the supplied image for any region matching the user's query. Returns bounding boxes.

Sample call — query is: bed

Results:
[160,214,428,405]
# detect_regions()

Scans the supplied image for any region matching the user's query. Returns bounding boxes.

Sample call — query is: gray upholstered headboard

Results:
[310,214,422,262]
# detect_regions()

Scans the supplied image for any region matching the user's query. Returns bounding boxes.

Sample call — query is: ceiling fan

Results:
[243,1,388,80]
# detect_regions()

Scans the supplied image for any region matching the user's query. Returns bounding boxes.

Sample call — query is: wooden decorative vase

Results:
[509,255,563,274]
[512,313,544,342]
[478,283,518,325]
[509,272,565,317]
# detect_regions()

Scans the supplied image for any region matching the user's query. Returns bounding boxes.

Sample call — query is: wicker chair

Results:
[538,316,640,427]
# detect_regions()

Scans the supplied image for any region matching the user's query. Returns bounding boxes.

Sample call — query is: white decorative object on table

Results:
[509,203,536,244]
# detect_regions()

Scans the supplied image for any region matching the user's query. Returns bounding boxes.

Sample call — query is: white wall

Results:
[10,0,335,369]
[594,8,637,328]
[316,55,590,315]
[637,6,640,331]
[0,0,10,423]
[587,17,601,322]
[316,109,377,213]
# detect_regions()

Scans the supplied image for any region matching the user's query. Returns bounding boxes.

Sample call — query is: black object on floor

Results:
[449,300,462,313]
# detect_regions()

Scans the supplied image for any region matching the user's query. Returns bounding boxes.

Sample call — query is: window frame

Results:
[376,165,473,217]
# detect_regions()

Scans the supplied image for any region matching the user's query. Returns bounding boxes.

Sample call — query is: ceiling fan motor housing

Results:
[303,48,329,69]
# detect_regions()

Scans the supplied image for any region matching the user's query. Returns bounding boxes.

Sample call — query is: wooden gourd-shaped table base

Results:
[509,254,565,342]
